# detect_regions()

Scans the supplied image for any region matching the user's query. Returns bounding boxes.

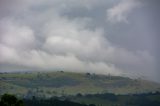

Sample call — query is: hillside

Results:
[0,71,160,98]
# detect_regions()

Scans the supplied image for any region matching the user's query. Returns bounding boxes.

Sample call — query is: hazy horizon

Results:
[0,0,160,83]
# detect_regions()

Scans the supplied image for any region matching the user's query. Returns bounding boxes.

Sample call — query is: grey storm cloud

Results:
[0,0,159,82]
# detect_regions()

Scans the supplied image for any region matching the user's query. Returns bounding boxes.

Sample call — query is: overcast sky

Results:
[0,0,160,82]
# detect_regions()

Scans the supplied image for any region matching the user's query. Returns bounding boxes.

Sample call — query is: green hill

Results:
[0,71,160,98]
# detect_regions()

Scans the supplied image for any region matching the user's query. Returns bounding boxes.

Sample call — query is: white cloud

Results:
[0,12,155,79]
[0,16,122,75]
[107,0,141,23]
[0,0,158,82]
[20,50,122,75]
[0,44,19,64]
[0,19,35,50]
[42,16,106,56]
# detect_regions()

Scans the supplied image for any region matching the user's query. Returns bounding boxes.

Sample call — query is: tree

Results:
[0,94,24,106]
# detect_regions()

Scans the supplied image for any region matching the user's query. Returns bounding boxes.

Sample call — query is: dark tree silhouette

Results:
[0,94,24,106]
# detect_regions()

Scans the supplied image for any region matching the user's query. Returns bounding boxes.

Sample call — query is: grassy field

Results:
[0,71,160,98]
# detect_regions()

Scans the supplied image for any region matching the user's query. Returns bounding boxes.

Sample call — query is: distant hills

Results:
[0,71,160,98]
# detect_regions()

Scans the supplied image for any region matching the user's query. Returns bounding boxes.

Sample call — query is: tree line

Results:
[0,94,96,106]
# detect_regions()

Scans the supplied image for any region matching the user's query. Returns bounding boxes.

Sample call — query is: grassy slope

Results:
[0,71,160,97]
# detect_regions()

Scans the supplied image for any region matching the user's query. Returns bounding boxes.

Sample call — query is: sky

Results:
[0,0,160,82]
